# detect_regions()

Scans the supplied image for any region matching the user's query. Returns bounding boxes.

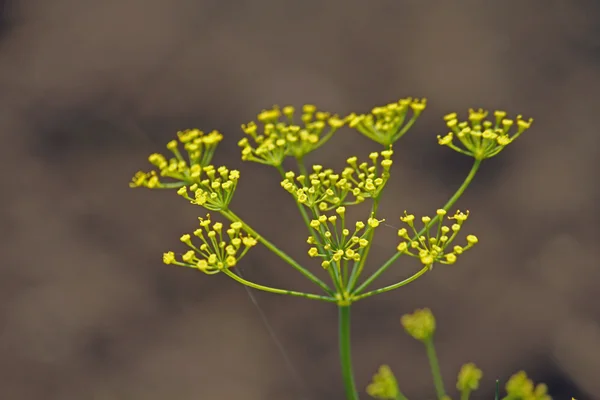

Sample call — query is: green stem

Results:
[220,209,335,296]
[221,268,336,302]
[351,266,429,301]
[346,199,380,292]
[460,389,471,400]
[296,157,309,176]
[424,338,446,400]
[339,305,360,400]
[495,380,500,400]
[352,158,482,295]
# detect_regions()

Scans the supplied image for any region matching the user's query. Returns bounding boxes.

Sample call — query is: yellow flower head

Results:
[366,365,401,400]
[401,308,436,341]
[396,209,478,269]
[457,363,483,392]
[162,214,257,274]
[505,371,551,400]
[306,208,383,270]
[438,108,533,160]
[280,149,394,211]
[348,98,426,146]
[130,129,224,189]
[238,104,346,166]
[176,165,241,211]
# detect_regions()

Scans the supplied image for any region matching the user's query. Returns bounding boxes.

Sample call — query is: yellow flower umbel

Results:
[130,129,224,189]
[348,98,427,146]
[238,104,345,166]
[176,166,240,211]
[457,363,483,397]
[280,149,394,211]
[504,371,551,400]
[396,209,478,270]
[306,207,383,270]
[366,365,402,400]
[438,109,533,160]
[401,308,436,342]
[163,214,257,275]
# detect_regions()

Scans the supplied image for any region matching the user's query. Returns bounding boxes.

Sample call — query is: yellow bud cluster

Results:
[162,214,257,274]
[129,129,224,189]
[397,209,478,269]
[505,371,551,400]
[401,308,436,341]
[457,363,483,392]
[348,98,427,146]
[366,365,401,400]
[306,207,382,269]
[238,104,346,166]
[176,166,240,211]
[280,149,394,211]
[438,108,533,160]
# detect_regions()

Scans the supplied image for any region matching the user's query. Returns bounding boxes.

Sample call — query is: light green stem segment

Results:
[346,199,380,293]
[221,268,336,302]
[339,305,360,400]
[352,265,429,301]
[460,388,471,400]
[425,337,446,400]
[220,209,335,297]
[352,158,482,296]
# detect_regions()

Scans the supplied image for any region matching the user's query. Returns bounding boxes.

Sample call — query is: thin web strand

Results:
[237,266,312,400]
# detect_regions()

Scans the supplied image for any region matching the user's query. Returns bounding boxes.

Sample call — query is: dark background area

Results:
[1,0,599,399]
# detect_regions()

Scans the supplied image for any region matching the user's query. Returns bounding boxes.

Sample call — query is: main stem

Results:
[339,305,360,400]
[424,338,446,400]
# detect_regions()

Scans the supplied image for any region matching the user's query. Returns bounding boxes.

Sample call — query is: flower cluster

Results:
[401,308,436,342]
[396,209,478,269]
[457,363,483,393]
[348,98,427,146]
[176,166,240,211]
[437,109,533,160]
[163,214,257,274]
[130,129,224,189]
[238,104,345,166]
[306,206,382,270]
[366,365,401,400]
[504,371,550,400]
[281,150,394,211]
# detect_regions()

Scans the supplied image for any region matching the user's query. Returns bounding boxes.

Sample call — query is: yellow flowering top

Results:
[401,308,436,341]
[176,165,240,211]
[348,97,426,146]
[457,363,483,392]
[366,365,401,400]
[130,129,224,189]
[504,371,551,400]
[281,149,394,211]
[238,104,345,166]
[163,214,257,275]
[396,209,478,269]
[306,206,383,270]
[438,109,533,160]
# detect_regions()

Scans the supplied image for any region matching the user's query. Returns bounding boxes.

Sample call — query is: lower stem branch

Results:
[222,268,336,302]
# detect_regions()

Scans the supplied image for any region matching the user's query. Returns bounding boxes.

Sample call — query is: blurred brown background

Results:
[1,0,600,399]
